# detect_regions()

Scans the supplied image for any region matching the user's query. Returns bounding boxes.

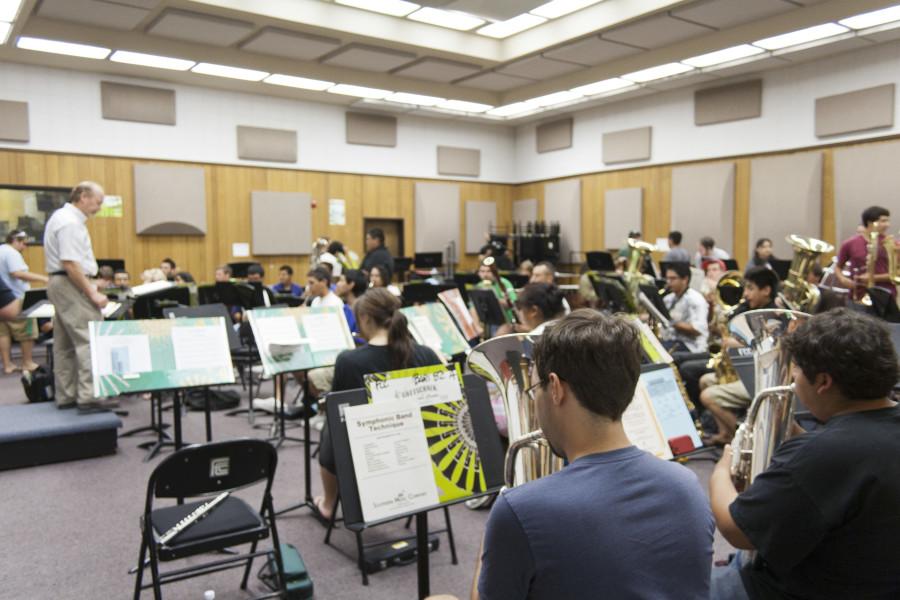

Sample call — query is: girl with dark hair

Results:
[745,237,775,274]
[314,288,441,520]
[514,283,566,334]
[369,264,401,297]
[476,256,517,323]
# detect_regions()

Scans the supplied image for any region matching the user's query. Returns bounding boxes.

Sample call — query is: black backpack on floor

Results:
[21,366,53,403]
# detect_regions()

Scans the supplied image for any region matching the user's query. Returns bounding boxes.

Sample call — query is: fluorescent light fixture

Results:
[437,99,493,113]
[327,83,393,99]
[385,92,445,106]
[753,23,848,50]
[531,0,600,19]
[335,0,419,17]
[0,22,9,45]
[264,74,334,91]
[682,44,765,68]
[570,77,633,96]
[17,36,111,59]
[0,0,23,23]
[622,62,694,83]
[486,102,535,117]
[839,5,900,30]
[407,7,484,31]
[191,62,268,81]
[526,90,583,107]
[477,14,545,38]
[110,50,194,71]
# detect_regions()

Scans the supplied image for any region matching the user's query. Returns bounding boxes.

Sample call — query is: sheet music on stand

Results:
[246,305,354,376]
[437,288,478,340]
[400,303,471,362]
[24,299,124,320]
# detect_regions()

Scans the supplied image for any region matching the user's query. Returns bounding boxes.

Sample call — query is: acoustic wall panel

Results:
[134,164,206,235]
[815,84,894,138]
[749,152,822,257]
[671,163,735,255]
[544,179,581,263]
[437,146,480,177]
[0,100,29,142]
[346,112,397,147]
[536,117,573,153]
[833,140,900,243]
[512,198,538,224]
[602,126,651,164]
[415,183,460,256]
[100,81,176,126]
[695,79,762,126]
[604,188,643,249]
[465,201,497,254]
[237,126,297,163]
[251,191,312,255]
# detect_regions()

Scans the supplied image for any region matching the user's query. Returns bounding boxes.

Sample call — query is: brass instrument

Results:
[706,271,744,384]
[622,238,658,313]
[781,235,834,313]
[467,333,564,488]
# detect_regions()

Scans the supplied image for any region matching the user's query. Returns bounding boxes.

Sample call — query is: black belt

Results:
[51,271,67,276]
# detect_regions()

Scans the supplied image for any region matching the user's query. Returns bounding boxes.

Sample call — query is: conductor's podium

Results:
[0,403,121,471]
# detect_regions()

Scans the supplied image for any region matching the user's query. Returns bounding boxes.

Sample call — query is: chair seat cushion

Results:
[151,496,263,546]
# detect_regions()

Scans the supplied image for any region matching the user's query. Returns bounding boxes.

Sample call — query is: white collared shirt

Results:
[662,287,709,353]
[311,291,344,308]
[43,203,98,276]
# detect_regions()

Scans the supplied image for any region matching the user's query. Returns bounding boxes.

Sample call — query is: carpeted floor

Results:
[0,346,735,600]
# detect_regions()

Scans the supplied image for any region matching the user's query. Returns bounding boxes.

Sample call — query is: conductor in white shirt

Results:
[44,181,108,411]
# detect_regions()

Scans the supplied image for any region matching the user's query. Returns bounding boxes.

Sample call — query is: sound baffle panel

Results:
[671,162,735,255]
[465,201,497,254]
[237,126,297,163]
[604,188,643,250]
[0,100,29,142]
[134,164,206,235]
[544,179,581,262]
[100,81,176,126]
[536,117,573,153]
[833,140,900,243]
[749,152,823,257]
[602,126,651,165]
[437,146,480,177]
[415,182,460,255]
[346,112,397,147]
[512,198,538,224]
[251,191,312,255]
[816,84,894,138]
[695,80,762,126]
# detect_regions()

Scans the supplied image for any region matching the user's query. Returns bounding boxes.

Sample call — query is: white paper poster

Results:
[232,242,250,258]
[171,324,231,371]
[94,334,153,377]
[345,400,439,522]
[329,198,346,226]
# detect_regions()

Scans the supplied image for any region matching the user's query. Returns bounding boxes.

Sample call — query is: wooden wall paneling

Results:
[821,149,836,254]
[581,175,602,250]
[733,159,751,268]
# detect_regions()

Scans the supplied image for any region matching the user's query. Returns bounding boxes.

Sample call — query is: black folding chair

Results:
[133,438,286,599]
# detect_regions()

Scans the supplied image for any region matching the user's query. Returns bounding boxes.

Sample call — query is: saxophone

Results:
[706,272,744,384]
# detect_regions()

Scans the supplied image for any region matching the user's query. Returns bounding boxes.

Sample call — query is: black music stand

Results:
[414,252,443,269]
[402,283,457,306]
[638,283,671,321]
[97,258,125,272]
[325,374,504,594]
[501,272,529,288]
[723,259,739,271]
[227,262,260,279]
[770,259,791,281]
[22,288,47,311]
[586,251,616,272]
[132,286,190,320]
[591,277,630,313]
[468,288,507,327]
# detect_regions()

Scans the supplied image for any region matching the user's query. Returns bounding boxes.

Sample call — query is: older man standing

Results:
[0,230,49,373]
[44,182,108,411]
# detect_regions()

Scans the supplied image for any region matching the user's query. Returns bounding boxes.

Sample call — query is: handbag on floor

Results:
[257,542,313,599]
[21,365,53,403]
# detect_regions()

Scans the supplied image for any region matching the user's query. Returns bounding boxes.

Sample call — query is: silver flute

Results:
[159,491,230,545]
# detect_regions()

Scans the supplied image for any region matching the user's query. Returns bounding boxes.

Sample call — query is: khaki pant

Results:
[48,276,101,407]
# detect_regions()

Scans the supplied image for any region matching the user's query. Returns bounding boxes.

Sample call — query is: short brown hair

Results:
[532,309,642,420]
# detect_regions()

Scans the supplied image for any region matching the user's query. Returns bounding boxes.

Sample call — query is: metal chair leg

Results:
[148,545,163,600]
[240,539,259,590]
[133,536,147,600]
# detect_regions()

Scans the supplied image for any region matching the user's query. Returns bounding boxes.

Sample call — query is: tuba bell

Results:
[467,333,564,488]
[781,235,833,313]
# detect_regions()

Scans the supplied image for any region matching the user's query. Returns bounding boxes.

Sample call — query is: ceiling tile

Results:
[241,27,341,61]
[703,55,790,77]
[148,9,255,46]
[776,36,874,64]
[602,14,714,49]
[543,36,640,66]
[322,43,417,72]
[442,0,546,21]
[457,71,534,91]
[860,22,900,44]
[497,55,583,79]
[37,0,151,30]
[672,0,796,30]
[392,58,482,82]
[645,71,719,91]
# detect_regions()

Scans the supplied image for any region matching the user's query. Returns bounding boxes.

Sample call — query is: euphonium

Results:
[781,235,833,313]
[728,309,810,491]
[466,333,564,488]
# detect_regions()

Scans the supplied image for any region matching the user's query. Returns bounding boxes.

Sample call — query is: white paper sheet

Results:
[171,324,231,371]
[130,280,175,296]
[232,242,250,258]
[622,382,673,460]
[345,400,439,523]
[410,314,445,356]
[94,334,153,376]
[255,316,303,347]
[302,312,347,353]
[102,302,121,318]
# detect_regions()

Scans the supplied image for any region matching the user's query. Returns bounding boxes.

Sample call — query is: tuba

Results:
[781,235,833,313]
[622,238,658,313]
[467,333,564,488]
[728,309,810,490]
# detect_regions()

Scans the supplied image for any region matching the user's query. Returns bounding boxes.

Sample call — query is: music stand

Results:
[723,259,739,271]
[273,294,303,307]
[97,258,125,272]
[414,252,443,269]
[394,257,413,280]
[131,286,190,320]
[638,283,671,323]
[591,276,630,313]
[586,251,616,272]
[227,262,260,279]
[22,288,47,311]
[401,283,457,306]
[770,259,791,281]
[468,288,507,327]
[501,273,529,288]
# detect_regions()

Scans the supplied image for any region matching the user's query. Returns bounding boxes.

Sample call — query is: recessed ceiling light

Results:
[191,62,268,81]
[0,0,23,23]
[110,50,194,71]
[526,90,583,107]
[839,5,900,30]
[570,77,633,96]
[531,0,601,19]
[335,0,420,17]
[477,14,546,38]
[753,23,848,50]
[328,84,393,99]
[264,74,334,91]
[622,62,694,83]
[17,36,110,59]
[385,92,445,106]
[436,99,493,113]
[407,7,484,31]
[682,44,765,68]
[486,102,536,117]
[0,23,10,45]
